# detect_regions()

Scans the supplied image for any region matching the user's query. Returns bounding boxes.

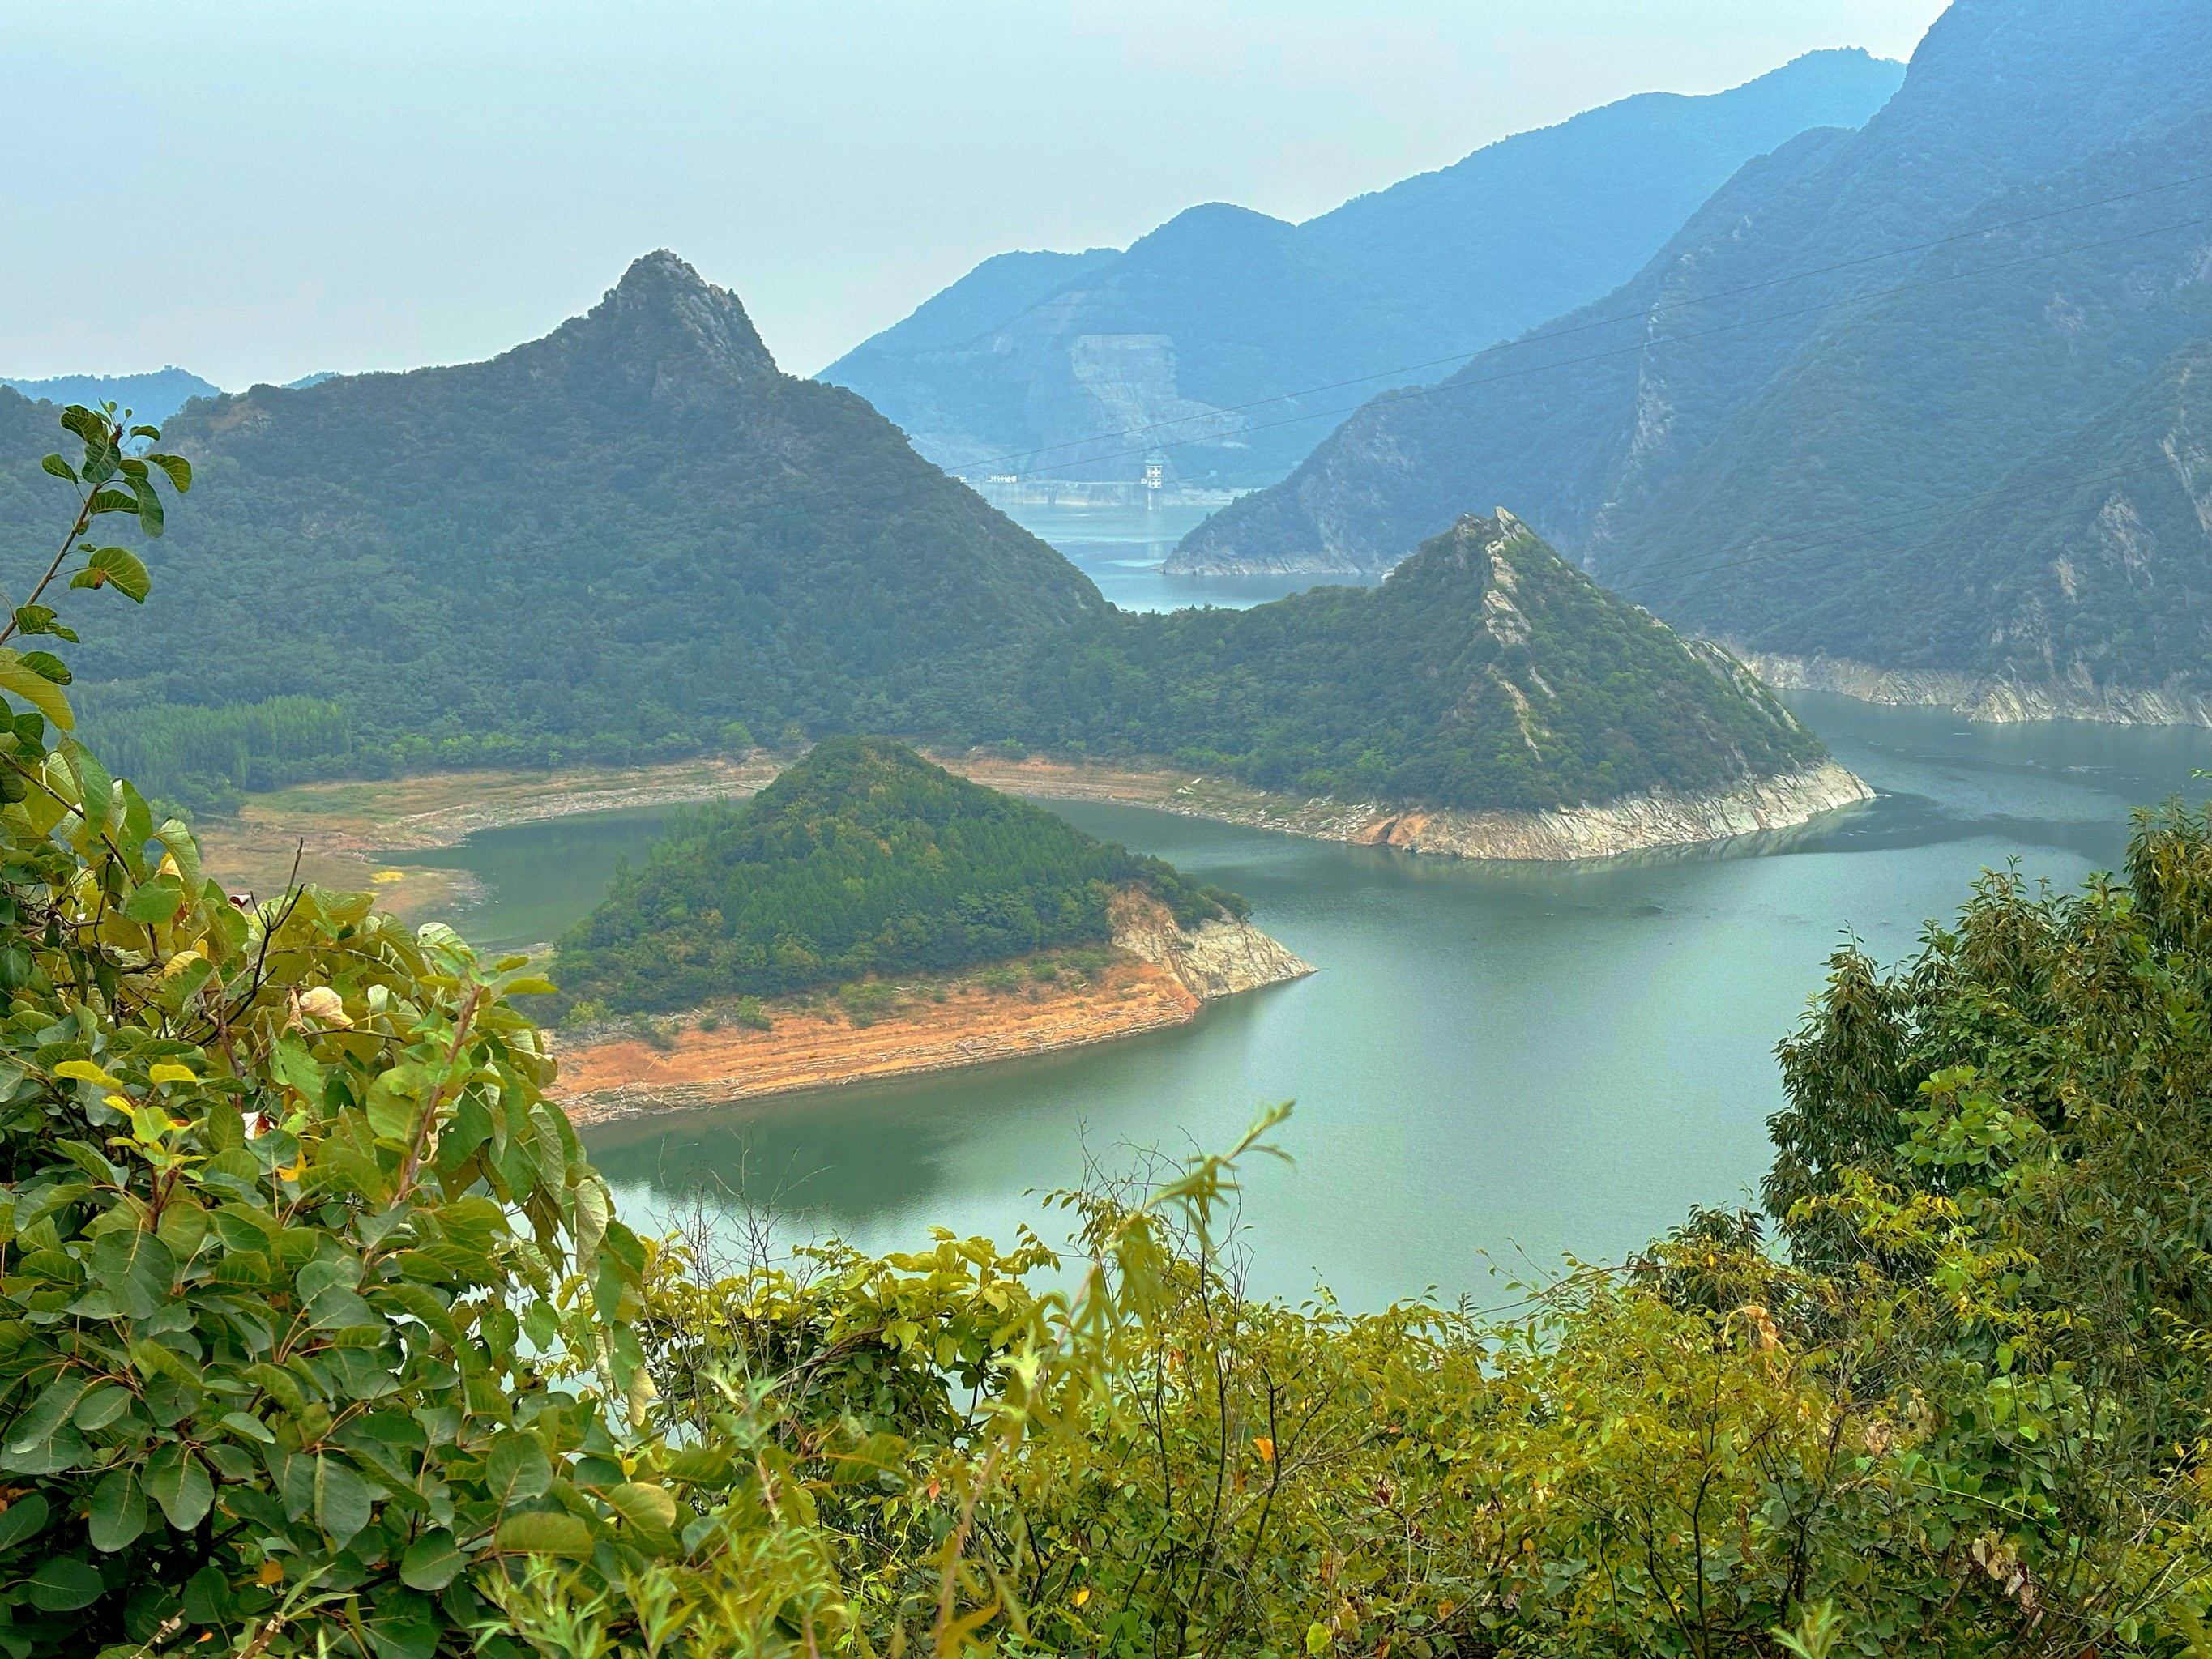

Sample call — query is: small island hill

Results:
[540,738,1309,1123]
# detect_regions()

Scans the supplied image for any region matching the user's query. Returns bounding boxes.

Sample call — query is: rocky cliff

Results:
[1108,889,1313,1000]
[1741,654,2212,727]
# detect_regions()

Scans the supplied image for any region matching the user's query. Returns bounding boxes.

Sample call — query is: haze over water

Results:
[404,693,2210,1311]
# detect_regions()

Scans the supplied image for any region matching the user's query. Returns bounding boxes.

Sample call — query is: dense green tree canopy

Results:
[552,736,1244,1013]
[1019,512,1826,812]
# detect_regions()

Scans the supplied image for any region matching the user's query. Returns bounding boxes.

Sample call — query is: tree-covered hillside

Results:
[1020,512,1826,812]
[0,254,1106,800]
[1174,0,2212,699]
[553,736,1243,1013]
[824,50,1901,486]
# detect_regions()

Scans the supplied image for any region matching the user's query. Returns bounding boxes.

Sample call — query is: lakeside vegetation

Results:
[550,736,1245,1016]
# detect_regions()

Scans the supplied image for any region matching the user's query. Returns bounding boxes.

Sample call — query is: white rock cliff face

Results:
[1109,891,1313,1000]
[1741,652,2212,727]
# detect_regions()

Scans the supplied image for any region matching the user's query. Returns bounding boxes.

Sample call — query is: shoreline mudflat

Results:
[549,957,1204,1127]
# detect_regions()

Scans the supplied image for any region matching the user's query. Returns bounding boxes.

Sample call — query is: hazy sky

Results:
[2,1,1947,386]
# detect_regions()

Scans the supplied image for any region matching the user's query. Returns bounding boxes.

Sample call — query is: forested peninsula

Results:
[544,737,1309,1113]
[0,256,1866,859]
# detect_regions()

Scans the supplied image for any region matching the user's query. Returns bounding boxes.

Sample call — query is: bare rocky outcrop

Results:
[1163,761,1872,862]
[1742,652,2212,728]
[1108,890,1313,999]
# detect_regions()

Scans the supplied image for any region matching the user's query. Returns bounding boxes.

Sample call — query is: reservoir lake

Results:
[399,694,2210,1310]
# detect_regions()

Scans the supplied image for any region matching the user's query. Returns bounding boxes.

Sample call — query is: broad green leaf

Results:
[92,1226,177,1320]
[494,1510,593,1559]
[483,1432,553,1508]
[122,874,185,924]
[0,653,72,731]
[4,1374,91,1456]
[220,1410,276,1444]
[311,1455,374,1543]
[73,1385,134,1431]
[603,1481,677,1534]
[147,452,192,493]
[0,1493,50,1555]
[23,1554,102,1612]
[145,1444,214,1529]
[15,651,69,686]
[87,1469,147,1552]
[38,454,75,482]
[79,545,151,603]
[399,1529,467,1590]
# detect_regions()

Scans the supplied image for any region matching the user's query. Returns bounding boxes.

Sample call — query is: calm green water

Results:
[399,697,2210,1308]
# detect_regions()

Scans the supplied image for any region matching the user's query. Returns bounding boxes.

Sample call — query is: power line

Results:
[930,171,2212,475]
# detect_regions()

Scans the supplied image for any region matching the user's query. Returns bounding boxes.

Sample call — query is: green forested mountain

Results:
[824,50,1902,486]
[553,736,1241,1013]
[0,253,1105,800]
[1175,0,2212,699]
[0,265,1838,825]
[1019,512,1824,811]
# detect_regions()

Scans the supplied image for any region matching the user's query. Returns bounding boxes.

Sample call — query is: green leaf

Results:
[92,1226,177,1320]
[0,1493,50,1555]
[127,475,165,538]
[85,488,138,519]
[483,1432,553,1508]
[4,1374,90,1458]
[73,1385,134,1432]
[145,1443,214,1530]
[87,1469,147,1552]
[67,745,111,839]
[494,1510,593,1559]
[38,454,76,482]
[311,1454,374,1544]
[76,546,151,603]
[23,1555,102,1612]
[604,1481,677,1535]
[122,874,185,924]
[220,1410,276,1444]
[15,651,69,686]
[399,1529,468,1590]
[0,653,72,731]
[146,453,192,493]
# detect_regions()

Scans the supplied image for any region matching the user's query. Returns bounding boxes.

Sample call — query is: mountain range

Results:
[822,49,1904,487]
[0,368,222,426]
[0,255,1837,823]
[0,253,1104,793]
[1173,0,2212,706]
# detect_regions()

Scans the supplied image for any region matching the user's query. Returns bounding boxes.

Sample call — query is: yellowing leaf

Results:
[1253,1436,1275,1463]
[148,1063,198,1085]
[56,1060,121,1087]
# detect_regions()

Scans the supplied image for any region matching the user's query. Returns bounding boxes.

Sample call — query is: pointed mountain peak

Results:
[528,250,779,399]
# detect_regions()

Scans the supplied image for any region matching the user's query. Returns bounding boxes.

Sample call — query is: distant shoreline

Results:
[192,749,1877,918]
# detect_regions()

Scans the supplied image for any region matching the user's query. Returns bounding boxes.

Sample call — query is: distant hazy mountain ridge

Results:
[0,367,221,426]
[823,49,1903,487]
[1177,0,2212,706]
